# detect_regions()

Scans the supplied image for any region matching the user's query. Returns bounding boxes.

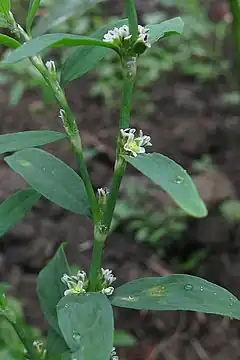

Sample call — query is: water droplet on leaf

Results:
[184,284,193,291]
[200,286,204,292]
[73,332,81,342]
[174,175,184,184]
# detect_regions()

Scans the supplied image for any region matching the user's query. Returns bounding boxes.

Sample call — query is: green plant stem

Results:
[10,19,98,222]
[88,58,136,291]
[5,317,39,360]
[229,0,240,73]
[124,0,139,40]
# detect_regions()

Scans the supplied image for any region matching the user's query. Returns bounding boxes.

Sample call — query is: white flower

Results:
[101,287,114,296]
[59,109,66,123]
[46,60,56,73]
[101,268,116,285]
[120,128,152,157]
[61,271,87,296]
[103,24,150,48]
[111,347,119,360]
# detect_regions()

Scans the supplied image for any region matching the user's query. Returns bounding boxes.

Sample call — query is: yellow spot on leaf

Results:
[147,286,165,297]
[18,160,32,167]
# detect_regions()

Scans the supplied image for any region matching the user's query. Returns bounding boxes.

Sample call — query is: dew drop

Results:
[42,167,46,171]
[174,175,184,184]
[200,286,204,292]
[73,332,81,342]
[184,284,193,291]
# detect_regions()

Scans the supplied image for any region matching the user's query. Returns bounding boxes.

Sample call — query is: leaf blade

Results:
[0,189,40,237]
[147,17,184,44]
[0,130,66,154]
[124,153,207,218]
[0,34,20,49]
[57,293,114,360]
[0,0,11,14]
[4,148,90,216]
[61,18,128,84]
[3,33,116,64]
[111,275,240,319]
[26,0,41,34]
[37,245,70,333]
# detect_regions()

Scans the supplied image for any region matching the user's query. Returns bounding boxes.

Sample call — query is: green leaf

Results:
[0,189,40,237]
[114,330,137,347]
[111,275,240,319]
[5,148,90,216]
[47,327,69,356]
[147,17,184,44]
[33,0,101,36]
[3,33,117,64]
[37,245,70,333]
[26,0,41,34]
[61,19,128,84]
[0,130,66,154]
[0,0,11,14]
[124,153,207,218]
[0,34,20,49]
[57,293,114,360]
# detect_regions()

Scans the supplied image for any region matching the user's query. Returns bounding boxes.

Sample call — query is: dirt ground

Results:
[0,1,240,359]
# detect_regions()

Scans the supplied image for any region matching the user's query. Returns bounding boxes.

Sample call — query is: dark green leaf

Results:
[0,189,40,237]
[111,275,240,319]
[3,33,117,64]
[37,245,69,333]
[47,327,69,356]
[124,153,207,218]
[5,148,90,215]
[57,293,114,360]
[0,130,66,154]
[147,17,184,44]
[61,19,128,84]
[0,283,9,307]
[114,330,137,347]
[33,0,101,36]
[26,0,41,34]
[0,34,20,49]
[0,0,11,14]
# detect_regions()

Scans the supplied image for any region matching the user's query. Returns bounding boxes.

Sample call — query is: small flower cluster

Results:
[120,128,152,157]
[103,24,151,49]
[45,60,57,80]
[61,271,87,296]
[100,268,116,296]
[111,347,119,360]
[61,268,116,296]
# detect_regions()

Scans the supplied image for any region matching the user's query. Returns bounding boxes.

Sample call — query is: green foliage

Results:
[61,19,128,84]
[57,293,114,360]
[124,153,207,218]
[148,17,184,44]
[0,0,11,14]
[114,330,137,347]
[37,245,70,334]
[26,0,41,34]
[220,199,240,224]
[0,130,66,154]
[5,148,91,215]
[0,35,20,49]
[0,189,40,236]
[111,275,240,318]
[3,33,118,64]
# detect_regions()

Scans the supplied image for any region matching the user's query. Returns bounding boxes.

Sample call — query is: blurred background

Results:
[0,0,240,359]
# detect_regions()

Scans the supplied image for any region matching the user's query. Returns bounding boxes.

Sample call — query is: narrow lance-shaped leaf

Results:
[5,148,90,216]
[124,153,207,218]
[0,189,40,237]
[3,33,119,64]
[110,275,240,319]
[57,293,114,360]
[0,130,66,154]
[37,245,70,333]
[147,17,184,44]
[26,0,41,34]
[33,0,102,36]
[61,19,128,84]
[0,0,11,14]
[0,35,20,49]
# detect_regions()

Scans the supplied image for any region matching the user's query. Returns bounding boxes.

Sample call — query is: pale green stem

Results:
[124,0,139,40]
